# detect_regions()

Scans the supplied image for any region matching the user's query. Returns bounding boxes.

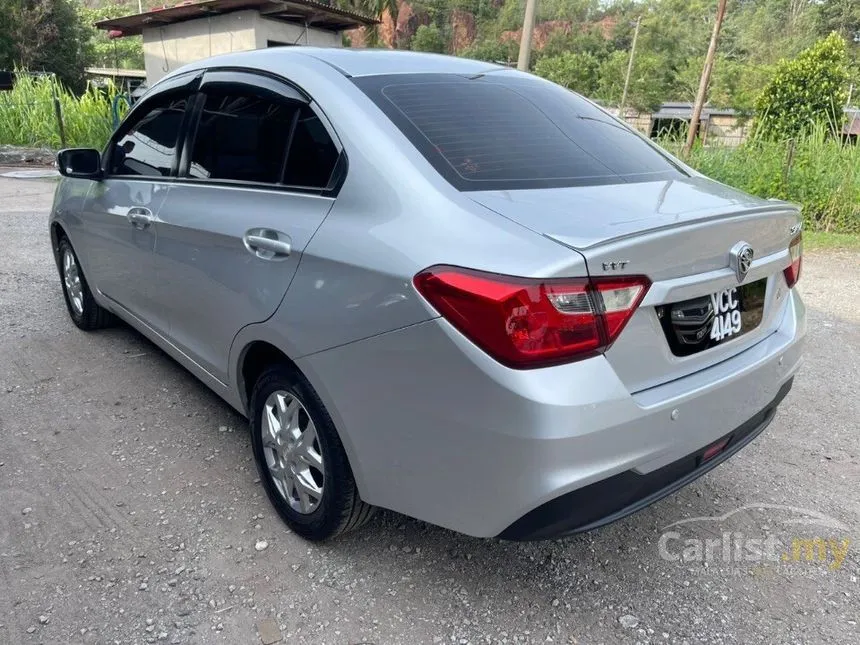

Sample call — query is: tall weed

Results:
[0,73,119,150]
[666,126,859,233]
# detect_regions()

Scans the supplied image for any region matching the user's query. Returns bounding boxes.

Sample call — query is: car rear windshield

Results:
[352,73,685,191]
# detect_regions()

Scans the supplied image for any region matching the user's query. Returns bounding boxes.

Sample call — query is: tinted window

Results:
[353,73,684,191]
[283,107,339,189]
[187,88,338,190]
[110,95,188,177]
[189,90,296,183]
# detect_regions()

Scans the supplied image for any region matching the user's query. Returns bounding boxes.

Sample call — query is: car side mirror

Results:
[57,148,102,179]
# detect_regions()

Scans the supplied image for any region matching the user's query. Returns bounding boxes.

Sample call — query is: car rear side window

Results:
[189,91,295,184]
[110,95,189,177]
[187,88,339,190]
[353,73,684,191]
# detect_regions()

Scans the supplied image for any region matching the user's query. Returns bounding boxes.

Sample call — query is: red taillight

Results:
[413,266,650,369]
[783,233,802,288]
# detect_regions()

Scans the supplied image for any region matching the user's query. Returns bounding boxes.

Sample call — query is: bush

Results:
[533,51,599,97]
[753,33,850,140]
[411,24,447,54]
[0,72,121,149]
[458,38,519,65]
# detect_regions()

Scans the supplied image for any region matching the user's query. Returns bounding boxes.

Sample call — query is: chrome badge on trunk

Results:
[730,242,755,283]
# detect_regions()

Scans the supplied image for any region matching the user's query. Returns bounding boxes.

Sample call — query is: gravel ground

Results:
[1,173,858,645]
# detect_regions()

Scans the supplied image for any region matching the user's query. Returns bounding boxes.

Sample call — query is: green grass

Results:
[669,126,860,235]
[0,73,120,150]
[803,231,860,251]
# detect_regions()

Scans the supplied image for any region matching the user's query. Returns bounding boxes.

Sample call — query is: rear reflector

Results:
[702,437,731,462]
[783,232,802,288]
[413,266,650,369]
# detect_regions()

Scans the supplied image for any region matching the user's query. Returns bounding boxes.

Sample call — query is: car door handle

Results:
[127,207,153,230]
[243,229,291,260]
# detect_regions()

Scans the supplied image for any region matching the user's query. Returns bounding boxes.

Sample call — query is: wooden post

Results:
[683,0,728,158]
[517,0,538,71]
[619,16,641,118]
[50,77,66,149]
[782,138,796,190]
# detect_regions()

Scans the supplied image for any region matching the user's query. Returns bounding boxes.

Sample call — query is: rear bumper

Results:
[499,377,793,540]
[298,289,805,538]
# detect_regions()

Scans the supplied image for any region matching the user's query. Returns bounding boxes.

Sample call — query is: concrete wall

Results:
[605,108,652,135]
[704,114,749,147]
[253,15,341,49]
[141,10,342,84]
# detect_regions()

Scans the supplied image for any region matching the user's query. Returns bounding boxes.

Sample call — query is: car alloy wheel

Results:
[62,247,85,316]
[260,390,325,514]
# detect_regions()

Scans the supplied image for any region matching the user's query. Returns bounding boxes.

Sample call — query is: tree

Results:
[411,24,447,53]
[535,25,610,62]
[597,49,671,111]
[817,0,860,48]
[459,38,519,64]
[676,54,768,112]
[534,51,599,96]
[0,0,93,92]
[753,32,850,140]
[728,0,820,66]
[80,3,144,70]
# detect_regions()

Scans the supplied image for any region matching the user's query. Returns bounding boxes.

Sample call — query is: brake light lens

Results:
[783,233,802,288]
[413,266,650,369]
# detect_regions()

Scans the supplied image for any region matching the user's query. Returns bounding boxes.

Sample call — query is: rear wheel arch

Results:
[237,340,371,505]
[238,340,297,414]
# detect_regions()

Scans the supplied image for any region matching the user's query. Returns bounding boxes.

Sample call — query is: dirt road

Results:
[1,173,858,644]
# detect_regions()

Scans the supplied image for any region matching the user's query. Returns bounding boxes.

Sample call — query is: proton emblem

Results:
[729,242,754,283]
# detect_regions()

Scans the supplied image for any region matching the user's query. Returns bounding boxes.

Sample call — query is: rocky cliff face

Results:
[500,20,573,50]
[450,9,476,52]
[380,3,431,49]
[500,15,617,51]
[346,2,430,50]
[345,1,613,53]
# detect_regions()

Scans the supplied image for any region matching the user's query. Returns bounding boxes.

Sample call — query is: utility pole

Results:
[619,16,641,118]
[517,0,538,71]
[683,0,728,158]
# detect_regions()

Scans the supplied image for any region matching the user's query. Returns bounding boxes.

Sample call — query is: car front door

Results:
[80,73,199,335]
[152,70,343,383]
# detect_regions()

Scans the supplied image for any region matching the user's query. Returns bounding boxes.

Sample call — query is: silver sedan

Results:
[50,48,805,541]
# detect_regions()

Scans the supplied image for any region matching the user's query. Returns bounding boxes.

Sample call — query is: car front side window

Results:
[109,94,190,178]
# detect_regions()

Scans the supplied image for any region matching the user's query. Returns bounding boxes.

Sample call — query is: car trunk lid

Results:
[469,176,801,392]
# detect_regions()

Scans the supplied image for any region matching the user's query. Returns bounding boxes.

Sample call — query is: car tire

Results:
[249,365,375,541]
[57,237,114,331]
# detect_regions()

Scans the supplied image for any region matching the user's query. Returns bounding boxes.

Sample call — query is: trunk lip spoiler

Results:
[541,203,802,252]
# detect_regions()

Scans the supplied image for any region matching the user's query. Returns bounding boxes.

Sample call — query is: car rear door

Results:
[151,70,343,383]
[79,73,199,335]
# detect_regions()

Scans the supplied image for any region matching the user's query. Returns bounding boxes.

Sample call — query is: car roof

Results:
[177,47,506,79]
[294,48,506,77]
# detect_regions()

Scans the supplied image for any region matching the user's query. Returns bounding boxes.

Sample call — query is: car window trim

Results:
[278,108,301,184]
[176,92,206,180]
[170,175,335,198]
[177,69,347,196]
[102,71,202,180]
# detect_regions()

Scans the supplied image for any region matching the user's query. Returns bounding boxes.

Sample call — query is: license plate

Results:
[657,279,766,356]
[708,287,742,342]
